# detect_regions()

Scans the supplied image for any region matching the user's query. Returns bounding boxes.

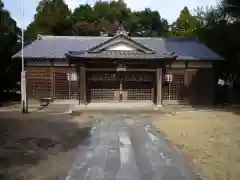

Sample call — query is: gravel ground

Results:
[152,108,240,180]
[0,111,96,180]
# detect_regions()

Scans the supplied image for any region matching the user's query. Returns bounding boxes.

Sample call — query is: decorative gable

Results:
[105,42,136,51]
[88,35,155,54]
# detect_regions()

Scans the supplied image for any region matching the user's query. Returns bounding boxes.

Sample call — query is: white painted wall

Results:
[170,61,213,68]
[106,43,136,51]
[171,61,186,68]
[26,60,52,66]
[188,61,212,68]
[26,60,70,66]
[53,61,70,66]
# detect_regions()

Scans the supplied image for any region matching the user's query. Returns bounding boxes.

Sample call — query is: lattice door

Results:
[54,72,79,100]
[163,74,184,101]
[122,73,154,101]
[27,68,52,103]
[87,72,154,102]
[88,72,119,101]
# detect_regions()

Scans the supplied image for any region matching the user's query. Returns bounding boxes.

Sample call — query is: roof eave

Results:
[66,57,177,61]
[12,56,67,60]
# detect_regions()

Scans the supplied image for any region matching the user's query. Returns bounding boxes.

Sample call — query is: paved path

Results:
[66,114,198,180]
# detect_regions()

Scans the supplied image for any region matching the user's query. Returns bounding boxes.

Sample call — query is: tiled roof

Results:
[166,38,225,60]
[13,35,224,61]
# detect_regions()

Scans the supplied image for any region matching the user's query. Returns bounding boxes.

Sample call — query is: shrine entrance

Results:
[87,71,155,103]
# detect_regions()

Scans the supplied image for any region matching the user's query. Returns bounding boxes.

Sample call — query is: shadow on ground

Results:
[0,111,93,180]
[0,92,21,107]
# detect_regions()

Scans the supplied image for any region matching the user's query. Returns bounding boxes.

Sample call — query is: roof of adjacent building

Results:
[13,34,225,61]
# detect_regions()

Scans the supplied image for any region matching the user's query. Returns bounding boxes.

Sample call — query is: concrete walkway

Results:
[66,114,198,180]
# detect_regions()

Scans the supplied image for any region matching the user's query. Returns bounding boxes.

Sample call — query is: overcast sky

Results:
[3,0,219,28]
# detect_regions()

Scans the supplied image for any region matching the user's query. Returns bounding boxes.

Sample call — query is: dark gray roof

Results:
[166,38,225,60]
[13,35,224,61]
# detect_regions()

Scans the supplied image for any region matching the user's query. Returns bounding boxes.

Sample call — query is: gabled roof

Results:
[12,35,225,61]
[87,34,155,53]
[65,34,176,60]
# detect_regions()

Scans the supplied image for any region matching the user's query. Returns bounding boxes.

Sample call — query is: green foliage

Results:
[223,0,240,19]
[170,6,200,37]
[195,3,240,88]
[0,1,21,93]
[25,0,72,40]
[129,8,169,37]
[72,4,96,22]
[94,0,131,23]
[25,0,169,38]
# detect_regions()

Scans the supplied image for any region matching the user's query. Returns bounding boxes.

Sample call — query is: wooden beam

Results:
[156,68,163,107]
[79,65,86,105]
[50,66,54,99]
[27,66,77,73]
[86,68,156,72]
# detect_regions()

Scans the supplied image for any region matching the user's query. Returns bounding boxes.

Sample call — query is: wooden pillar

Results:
[79,64,86,105]
[50,66,54,99]
[156,67,163,107]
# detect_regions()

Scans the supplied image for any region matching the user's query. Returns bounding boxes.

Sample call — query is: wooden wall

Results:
[26,59,215,106]
[26,67,52,102]
[163,60,214,105]
[26,66,79,103]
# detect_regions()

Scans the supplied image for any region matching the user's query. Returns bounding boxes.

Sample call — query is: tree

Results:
[171,6,200,37]
[93,0,131,24]
[0,1,21,95]
[25,0,169,37]
[197,4,240,71]
[128,8,169,37]
[222,0,240,20]
[72,1,169,37]
[72,4,96,22]
[92,0,131,35]
[194,3,240,103]
[25,0,72,40]
[72,4,117,36]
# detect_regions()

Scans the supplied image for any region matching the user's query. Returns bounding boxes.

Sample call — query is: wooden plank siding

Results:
[163,67,214,105]
[184,68,214,105]
[26,67,52,103]
[26,60,215,106]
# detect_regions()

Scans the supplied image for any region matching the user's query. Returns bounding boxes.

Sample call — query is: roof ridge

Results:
[39,35,111,40]
[133,37,165,40]
[37,35,166,40]
[167,36,200,43]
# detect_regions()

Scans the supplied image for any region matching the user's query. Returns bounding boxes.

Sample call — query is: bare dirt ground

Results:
[152,107,240,180]
[0,111,96,180]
